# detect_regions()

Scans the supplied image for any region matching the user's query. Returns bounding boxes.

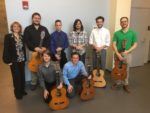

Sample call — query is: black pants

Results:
[10,62,25,98]
[44,81,56,103]
[67,75,86,98]
[79,53,86,64]
[52,50,67,69]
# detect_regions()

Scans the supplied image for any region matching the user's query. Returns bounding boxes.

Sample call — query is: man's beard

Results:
[33,22,40,26]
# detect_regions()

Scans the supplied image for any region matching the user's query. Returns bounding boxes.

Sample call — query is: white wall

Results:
[131,0,150,65]
[5,0,109,35]
[5,0,110,81]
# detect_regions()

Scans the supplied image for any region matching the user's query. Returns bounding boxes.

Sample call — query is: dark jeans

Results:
[10,61,25,99]
[79,53,86,64]
[67,75,86,98]
[52,50,67,69]
[44,81,56,103]
[92,49,106,70]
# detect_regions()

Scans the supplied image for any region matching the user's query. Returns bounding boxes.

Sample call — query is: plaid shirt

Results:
[69,31,88,55]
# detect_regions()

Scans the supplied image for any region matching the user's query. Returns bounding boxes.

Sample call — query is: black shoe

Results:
[123,85,131,93]
[111,84,117,90]
[30,85,37,91]
[16,96,23,100]
[22,91,28,96]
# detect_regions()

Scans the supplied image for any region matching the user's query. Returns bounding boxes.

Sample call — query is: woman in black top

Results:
[3,21,27,100]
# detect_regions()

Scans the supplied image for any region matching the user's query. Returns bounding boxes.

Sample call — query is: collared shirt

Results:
[24,24,50,51]
[63,61,88,86]
[50,31,69,55]
[38,61,63,89]
[69,31,88,55]
[113,28,138,51]
[89,27,110,49]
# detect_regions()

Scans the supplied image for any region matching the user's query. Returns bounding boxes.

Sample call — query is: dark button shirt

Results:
[24,24,50,51]
[50,31,69,55]
[38,61,63,89]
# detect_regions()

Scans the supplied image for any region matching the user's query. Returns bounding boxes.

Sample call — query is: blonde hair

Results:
[10,21,22,33]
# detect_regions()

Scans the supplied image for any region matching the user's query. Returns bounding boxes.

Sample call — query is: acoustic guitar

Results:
[28,31,45,72]
[111,39,127,80]
[49,62,69,110]
[80,64,95,100]
[92,52,106,87]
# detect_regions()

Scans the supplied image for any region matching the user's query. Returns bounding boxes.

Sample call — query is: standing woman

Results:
[3,21,27,100]
[69,19,88,64]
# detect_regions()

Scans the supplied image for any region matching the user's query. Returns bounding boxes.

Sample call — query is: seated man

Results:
[38,50,63,103]
[63,52,90,98]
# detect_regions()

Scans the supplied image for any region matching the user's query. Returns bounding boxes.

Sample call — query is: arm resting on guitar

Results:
[124,42,138,54]
[112,41,124,60]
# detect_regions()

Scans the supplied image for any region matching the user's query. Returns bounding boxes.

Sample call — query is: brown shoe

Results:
[111,84,117,90]
[123,85,131,93]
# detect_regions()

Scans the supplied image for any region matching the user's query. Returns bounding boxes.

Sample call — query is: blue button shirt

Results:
[63,61,88,86]
[50,31,69,55]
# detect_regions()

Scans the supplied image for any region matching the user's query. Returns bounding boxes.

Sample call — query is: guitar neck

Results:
[96,53,101,70]
[39,39,43,48]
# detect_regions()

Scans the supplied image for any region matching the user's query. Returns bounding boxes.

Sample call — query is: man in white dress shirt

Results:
[89,16,110,70]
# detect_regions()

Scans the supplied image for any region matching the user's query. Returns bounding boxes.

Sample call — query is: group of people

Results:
[3,12,137,103]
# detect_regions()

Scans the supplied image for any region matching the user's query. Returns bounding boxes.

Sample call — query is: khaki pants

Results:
[115,54,131,85]
[27,49,38,85]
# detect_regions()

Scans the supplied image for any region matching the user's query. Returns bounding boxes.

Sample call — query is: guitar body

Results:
[111,60,127,80]
[49,87,69,110]
[92,69,106,87]
[80,78,95,100]
[28,52,43,72]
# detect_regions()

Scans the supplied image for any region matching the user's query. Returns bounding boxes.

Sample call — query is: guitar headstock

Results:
[41,31,45,40]
[122,39,127,50]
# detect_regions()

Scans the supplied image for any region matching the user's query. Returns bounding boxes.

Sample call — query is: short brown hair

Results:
[10,21,22,33]
[55,19,62,24]
[32,12,41,19]
[96,16,104,22]
[42,49,52,57]
[120,17,129,22]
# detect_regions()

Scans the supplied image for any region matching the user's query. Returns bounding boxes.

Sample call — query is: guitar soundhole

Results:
[56,92,61,97]
[94,81,103,83]
[55,102,65,105]
[96,71,100,76]
[84,92,90,96]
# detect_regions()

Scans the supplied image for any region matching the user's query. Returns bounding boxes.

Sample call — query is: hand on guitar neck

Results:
[34,47,46,53]
[92,45,102,53]
[55,47,62,60]
[76,45,84,50]
[116,50,129,61]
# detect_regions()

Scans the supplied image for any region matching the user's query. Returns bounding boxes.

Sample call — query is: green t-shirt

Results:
[113,28,138,51]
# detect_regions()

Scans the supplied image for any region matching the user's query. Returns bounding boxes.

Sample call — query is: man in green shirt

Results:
[112,17,138,93]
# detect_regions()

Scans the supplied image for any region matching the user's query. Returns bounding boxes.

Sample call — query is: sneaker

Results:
[123,85,131,93]
[16,96,23,100]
